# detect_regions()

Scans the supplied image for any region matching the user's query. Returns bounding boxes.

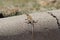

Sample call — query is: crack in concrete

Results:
[47,12,60,29]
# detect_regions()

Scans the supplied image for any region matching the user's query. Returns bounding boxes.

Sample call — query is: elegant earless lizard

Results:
[25,13,37,40]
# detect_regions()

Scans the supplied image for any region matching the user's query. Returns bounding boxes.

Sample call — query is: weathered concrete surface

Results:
[0,10,60,40]
[48,10,60,26]
[0,30,60,40]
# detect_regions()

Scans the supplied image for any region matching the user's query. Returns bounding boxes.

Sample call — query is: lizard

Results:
[25,13,37,40]
[25,13,36,25]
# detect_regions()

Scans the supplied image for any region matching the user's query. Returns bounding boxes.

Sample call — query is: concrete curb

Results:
[0,10,60,36]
